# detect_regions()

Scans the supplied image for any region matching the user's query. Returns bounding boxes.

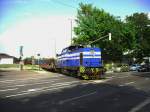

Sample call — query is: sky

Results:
[0,0,150,58]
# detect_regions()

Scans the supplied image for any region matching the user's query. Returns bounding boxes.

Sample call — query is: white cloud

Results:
[0,15,76,58]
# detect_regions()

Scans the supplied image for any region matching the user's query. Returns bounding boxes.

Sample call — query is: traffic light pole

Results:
[86,33,111,46]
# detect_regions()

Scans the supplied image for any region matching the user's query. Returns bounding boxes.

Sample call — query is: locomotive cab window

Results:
[68,45,84,52]
[61,48,68,54]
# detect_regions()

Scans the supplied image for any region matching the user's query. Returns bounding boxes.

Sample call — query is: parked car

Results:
[129,64,141,71]
[138,64,150,72]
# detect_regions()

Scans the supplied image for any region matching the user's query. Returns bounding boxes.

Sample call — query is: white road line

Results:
[16,81,80,93]
[5,84,76,98]
[98,75,130,82]
[51,81,79,86]
[106,76,116,79]
[0,77,46,83]
[93,80,107,83]
[119,84,125,87]
[58,91,97,104]
[117,75,130,79]
[145,78,149,80]
[4,81,55,88]
[3,77,69,88]
[104,75,131,82]
[119,82,135,87]
[128,97,150,112]
[5,81,80,98]
[0,88,18,92]
[125,82,135,85]
[0,76,64,83]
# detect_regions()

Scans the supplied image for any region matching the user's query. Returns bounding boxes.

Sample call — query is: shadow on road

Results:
[0,70,12,78]
[131,72,150,78]
[0,70,11,73]
[0,82,149,112]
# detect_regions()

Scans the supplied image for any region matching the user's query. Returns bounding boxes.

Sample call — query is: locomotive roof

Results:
[64,45,84,49]
[68,45,84,48]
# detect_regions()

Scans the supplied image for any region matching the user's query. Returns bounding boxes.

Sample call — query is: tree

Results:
[125,13,150,60]
[73,3,136,62]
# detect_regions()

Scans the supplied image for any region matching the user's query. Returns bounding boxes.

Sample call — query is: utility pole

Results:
[69,18,73,45]
[54,38,56,57]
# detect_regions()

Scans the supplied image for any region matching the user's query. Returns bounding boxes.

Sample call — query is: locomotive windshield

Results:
[68,45,84,52]
[61,45,84,53]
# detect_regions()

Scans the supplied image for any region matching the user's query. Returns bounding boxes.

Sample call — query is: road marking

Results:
[12,81,80,94]
[27,89,38,92]
[119,82,135,87]
[0,77,68,88]
[125,82,135,85]
[129,97,150,112]
[4,80,55,88]
[0,77,46,83]
[93,80,107,83]
[6,81,55,88]
[0,76,64,83]
[0,88,18,92]
[145,78,149,80]
[5,84,76,98]
[97,75,130,83]
[58,91,97,104]
[119,84,125,87]
[106,76,116,79]
[51,81,80,86]
[5,81,80,98]
[117,75,130,79]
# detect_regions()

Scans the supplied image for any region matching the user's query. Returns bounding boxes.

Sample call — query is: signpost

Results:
[37,53,40,71]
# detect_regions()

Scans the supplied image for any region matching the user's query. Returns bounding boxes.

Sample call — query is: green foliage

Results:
[0,64,19,68]
[126,13,150,59]
[73,3,150,62]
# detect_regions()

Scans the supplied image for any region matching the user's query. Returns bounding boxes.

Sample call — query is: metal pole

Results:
[54,39,56,57]
[69,19,73,45]
[20,46,24,71]
[37,54,40,70]
[71,19,72,45]
[86,33,111,46]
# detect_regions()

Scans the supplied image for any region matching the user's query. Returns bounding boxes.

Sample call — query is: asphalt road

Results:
[0,69,150,112]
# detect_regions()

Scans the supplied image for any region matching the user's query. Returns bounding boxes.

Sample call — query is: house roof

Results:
[0,53,15,59]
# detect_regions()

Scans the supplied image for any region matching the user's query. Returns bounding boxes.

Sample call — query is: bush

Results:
[104,63,114,71]
[113,63,129,72]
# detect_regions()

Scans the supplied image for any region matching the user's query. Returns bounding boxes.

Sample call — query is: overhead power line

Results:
[51,0,76,9]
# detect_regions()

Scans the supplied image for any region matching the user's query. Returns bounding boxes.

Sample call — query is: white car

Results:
[130,64,141,71]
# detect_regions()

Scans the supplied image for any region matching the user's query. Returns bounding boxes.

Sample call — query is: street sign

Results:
[37,53,40,56]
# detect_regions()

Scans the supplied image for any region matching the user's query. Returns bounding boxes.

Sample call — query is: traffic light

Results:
[109,33,111,41]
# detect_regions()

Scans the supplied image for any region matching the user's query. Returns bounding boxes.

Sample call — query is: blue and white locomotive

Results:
[55,45,104,79]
